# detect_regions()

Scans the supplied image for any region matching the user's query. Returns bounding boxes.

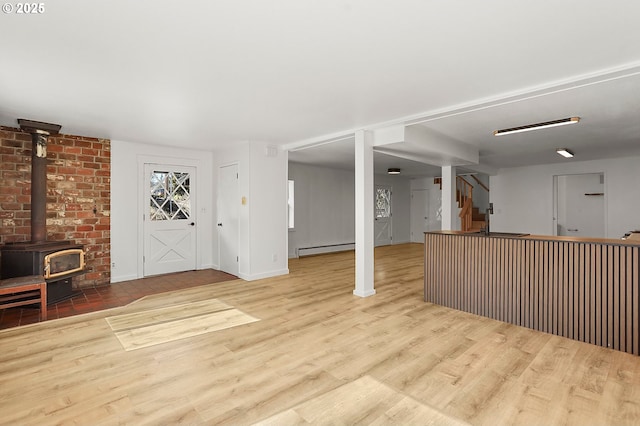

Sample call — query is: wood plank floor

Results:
[1,243,639,425]
[106,298,259,351]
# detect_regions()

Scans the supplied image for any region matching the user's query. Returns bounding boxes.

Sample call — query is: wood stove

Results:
[1,241,85,304]
[0,119,86,304]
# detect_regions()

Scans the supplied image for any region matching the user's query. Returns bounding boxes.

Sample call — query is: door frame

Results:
[410,188,429,243]
[137,155,202,278]
[217,162,240,276]
[552,172,607,237]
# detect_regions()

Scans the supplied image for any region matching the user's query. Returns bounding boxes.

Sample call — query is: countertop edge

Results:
[424,230,640,247]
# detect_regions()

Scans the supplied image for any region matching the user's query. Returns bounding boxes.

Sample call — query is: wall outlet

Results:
[111,262,116,268]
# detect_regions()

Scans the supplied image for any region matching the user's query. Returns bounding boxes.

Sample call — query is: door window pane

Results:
[149,171,191,220]
[376,187,391,218]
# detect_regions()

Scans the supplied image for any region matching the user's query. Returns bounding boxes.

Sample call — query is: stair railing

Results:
[457,176,474,231]
[470,174,489,192]
[456,176,473,207]
[434,176,474,231]
[459,198,473,232]
[433,176,474,207]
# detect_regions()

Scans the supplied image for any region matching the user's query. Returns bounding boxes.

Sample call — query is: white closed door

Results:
[411,189,430,242]
[143,164,197,276]
[218,164,239,276]
[374,185,392,246]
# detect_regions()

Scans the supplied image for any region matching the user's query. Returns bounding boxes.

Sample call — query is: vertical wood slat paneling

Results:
[608,245,614,349]
[625,247,632,353]
[634,250,639,355]
[578,244,585,342]
[424,233,640,356]
[596,245,603,347]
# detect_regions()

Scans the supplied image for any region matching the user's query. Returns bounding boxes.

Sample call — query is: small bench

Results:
[0,275,47,321]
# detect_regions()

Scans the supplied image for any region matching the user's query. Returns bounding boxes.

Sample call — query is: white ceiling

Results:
[2,1,640,175]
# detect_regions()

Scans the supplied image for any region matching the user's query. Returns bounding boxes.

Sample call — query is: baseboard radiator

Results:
[297,242,355,258]
[424,233,639,355]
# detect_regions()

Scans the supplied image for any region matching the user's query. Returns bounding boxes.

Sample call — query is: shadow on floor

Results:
[0,269,237,330]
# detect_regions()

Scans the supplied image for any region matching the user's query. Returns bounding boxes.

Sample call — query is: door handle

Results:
[189,222,196,226]
[217,223,223,227]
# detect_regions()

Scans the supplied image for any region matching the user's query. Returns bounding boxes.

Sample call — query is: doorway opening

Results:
[553,172,605,238]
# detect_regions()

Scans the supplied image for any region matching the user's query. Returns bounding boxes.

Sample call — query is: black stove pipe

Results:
[17,119,62,243]
[30,133,48,243]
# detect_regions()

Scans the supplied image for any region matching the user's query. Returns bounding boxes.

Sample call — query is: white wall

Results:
[249,142,289,279]
[111,140,215,283]
[490,156,640,238]
[288,162,411,258]
[215,142,288,280]
[288,163,355,258]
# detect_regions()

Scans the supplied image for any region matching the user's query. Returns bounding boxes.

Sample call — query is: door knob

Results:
[189,222,195,226]
[217,223,223,227]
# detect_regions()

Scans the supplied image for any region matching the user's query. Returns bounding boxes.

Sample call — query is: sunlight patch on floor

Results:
[106,298,259,351]
[254,375,469,425]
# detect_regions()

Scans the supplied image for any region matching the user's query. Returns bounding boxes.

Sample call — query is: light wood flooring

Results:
[1,243,639,425]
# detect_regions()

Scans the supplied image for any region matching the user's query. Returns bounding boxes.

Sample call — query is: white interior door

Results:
[374,185,392,246]
[143,164,197,276]
[218,164,239,276]
[555,173,605,238]
[411,189,430,242]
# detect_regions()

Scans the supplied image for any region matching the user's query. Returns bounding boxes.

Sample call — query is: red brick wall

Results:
[0,126,110,287]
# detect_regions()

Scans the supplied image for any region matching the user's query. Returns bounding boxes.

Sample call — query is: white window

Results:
[288,180,295,229]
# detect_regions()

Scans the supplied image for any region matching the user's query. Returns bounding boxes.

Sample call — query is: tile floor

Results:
[0,269,237,330]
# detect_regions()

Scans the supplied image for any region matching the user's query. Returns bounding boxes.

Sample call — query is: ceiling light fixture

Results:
[387,168,401,175]
[493,117,580,136]
[556,148,574,158]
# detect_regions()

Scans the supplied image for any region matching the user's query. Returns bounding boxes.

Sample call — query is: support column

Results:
[441,165,458,230]
[354,130,376,297]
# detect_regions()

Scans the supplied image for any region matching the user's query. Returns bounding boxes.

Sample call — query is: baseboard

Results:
[297,242,355,257]
[110,273,139,284]
[238,268,289,281]
[391,239,411,245]
[199,263,218,270]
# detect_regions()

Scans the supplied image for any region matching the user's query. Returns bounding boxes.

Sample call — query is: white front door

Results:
[411,189,430,242]
[143,164,197,276]
[218,164,239,276]
[374,185,392,246]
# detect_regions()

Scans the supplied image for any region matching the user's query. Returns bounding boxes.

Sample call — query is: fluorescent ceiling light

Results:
[387,168,401,175]
[493,117,580,136]
[556,148,574,158]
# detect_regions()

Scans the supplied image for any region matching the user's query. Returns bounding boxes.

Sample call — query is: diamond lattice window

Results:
[375,187,391,218]
[149,171,191,221]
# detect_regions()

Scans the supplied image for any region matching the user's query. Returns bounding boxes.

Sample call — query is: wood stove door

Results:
[143,164,197,276]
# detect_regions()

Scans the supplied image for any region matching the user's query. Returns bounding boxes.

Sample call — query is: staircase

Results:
[434,176,489,232]
[470,207,485,232]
